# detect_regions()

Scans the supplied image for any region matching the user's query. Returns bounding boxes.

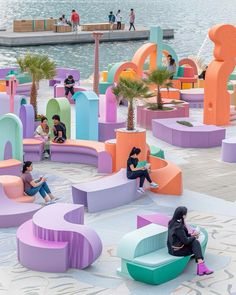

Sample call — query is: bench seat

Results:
[23,138,44,162]
[0,159,21,176]
[51,139,112,173]
[72,169,138,212]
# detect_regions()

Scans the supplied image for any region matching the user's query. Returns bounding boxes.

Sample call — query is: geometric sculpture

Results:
[0,181,40,228]
[0,93,27,117]
[117,223,208,285]
[17,203,102,272]
[74,91,99,141]
[204,24,236,126]
[46,97,71,139]
[19,104,35,138]
[98,86,125,141]
[0,113,23,161]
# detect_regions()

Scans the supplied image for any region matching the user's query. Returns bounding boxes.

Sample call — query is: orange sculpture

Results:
[204,24,236,126]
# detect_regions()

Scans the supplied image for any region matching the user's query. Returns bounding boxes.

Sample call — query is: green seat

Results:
[177,66,184,77]
[133,248,181,267]
[150,146,165,159]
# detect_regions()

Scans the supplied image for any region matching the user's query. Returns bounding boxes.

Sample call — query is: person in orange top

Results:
[71,9,80,32]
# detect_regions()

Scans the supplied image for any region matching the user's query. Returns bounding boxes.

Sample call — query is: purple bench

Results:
[49,67,80,86]
[0,182,40,228]
[17,203,102,272]
[180,88,204,108]
[50,140,113,173]
[23,139,44,162]
[221,138,236,163]
[72,169,138,213]
[152,117,226,148]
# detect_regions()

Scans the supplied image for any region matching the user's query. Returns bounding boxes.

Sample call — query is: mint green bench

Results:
[150,145,165,159]
[117,223,208,285]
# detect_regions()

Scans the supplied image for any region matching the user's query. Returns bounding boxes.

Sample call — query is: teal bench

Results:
[117,223,208,285]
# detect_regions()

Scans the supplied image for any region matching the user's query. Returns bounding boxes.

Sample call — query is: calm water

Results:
[0,0,235,78]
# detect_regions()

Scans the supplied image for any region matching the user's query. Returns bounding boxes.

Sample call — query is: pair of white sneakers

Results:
[137,182,159,194]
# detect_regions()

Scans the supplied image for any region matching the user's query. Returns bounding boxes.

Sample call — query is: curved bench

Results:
[50,139,112,173]
[0,159,21,176]
[152,117,226,148]
[72,169,138,213]
[0,182,40,228]
[180,88,204,108]
[149,155,182,195]
[221,137,236,163]
[17,203,102,272]
[23,138,44,162]
[117,223,208,285]
[0,175,35,203]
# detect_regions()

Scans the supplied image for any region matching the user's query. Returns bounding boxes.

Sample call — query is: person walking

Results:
[129,9,136,31]
[71,9,80,32]
[116,10,122,30]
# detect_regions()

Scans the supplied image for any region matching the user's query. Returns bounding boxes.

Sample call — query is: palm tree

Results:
[17,53,56,117]
[113,77,150,131]
[144,67,173,110]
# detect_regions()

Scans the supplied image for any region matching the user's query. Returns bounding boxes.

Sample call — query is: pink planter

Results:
[137,102,189,129]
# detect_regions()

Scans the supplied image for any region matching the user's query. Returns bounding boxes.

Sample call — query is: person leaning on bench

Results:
[127,147,158,194]
[52,115,67,143]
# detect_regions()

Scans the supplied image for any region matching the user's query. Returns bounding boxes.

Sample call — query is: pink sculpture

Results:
[93,32,103,96]
[17,203,102,272]
[6,75,18,113]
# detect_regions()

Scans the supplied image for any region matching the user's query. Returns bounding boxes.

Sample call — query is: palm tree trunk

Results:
[30,80,38,117]
[157,85,162,110]
[127,99,134,131]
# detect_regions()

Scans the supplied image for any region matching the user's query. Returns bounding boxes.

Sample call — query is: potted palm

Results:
[112,77,150,171]
[112,77,150,130]
[144,67,173,110]
[17,53,56,118]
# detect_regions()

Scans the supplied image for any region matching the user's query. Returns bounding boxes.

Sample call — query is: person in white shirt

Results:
[35,116,50,158]
[116,10,122,30]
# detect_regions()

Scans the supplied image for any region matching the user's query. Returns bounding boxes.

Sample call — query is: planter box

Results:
[81,23,125,31]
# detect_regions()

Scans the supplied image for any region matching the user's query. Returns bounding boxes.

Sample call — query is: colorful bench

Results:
[72,169,138,213]
[23,138,44,162]
[117,223,208,285]
[0,159,21,176]
[221,137,236,163]
[17,203,102,272]
[50,139,112,173]
[0,181,40,228]
[0,175,35,203]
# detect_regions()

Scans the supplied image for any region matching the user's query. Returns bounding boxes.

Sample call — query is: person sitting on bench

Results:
[126,147,158,194]
[64,75,75,98]
[52,114,67,143]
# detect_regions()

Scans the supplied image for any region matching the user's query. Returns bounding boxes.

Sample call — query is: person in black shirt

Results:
[127,147,158,194]
[52,114,67,143]
[198,66,208,80]
[167,206,213,276]
[64,75,75,98]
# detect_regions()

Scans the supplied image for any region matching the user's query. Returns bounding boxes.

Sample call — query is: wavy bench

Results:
[72,169,138,213]
[0,159,21,176]
[0,182,40,228]
[117,223,208,285]
[51,139,112,173]
[17,203,102,272]
[23,138,44,162]
[0,175,35,203]
[148,155,182,195]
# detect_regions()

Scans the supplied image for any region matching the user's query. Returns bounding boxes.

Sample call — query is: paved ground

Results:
[1,81,235,294]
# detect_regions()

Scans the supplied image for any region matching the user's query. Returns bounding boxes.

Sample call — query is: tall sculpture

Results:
[204,24,236,126]
[92,32,103,96]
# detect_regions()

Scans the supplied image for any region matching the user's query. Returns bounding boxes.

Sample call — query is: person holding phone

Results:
[127,147,158,194]
[167,206,213,276]
[21,161,56,204]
